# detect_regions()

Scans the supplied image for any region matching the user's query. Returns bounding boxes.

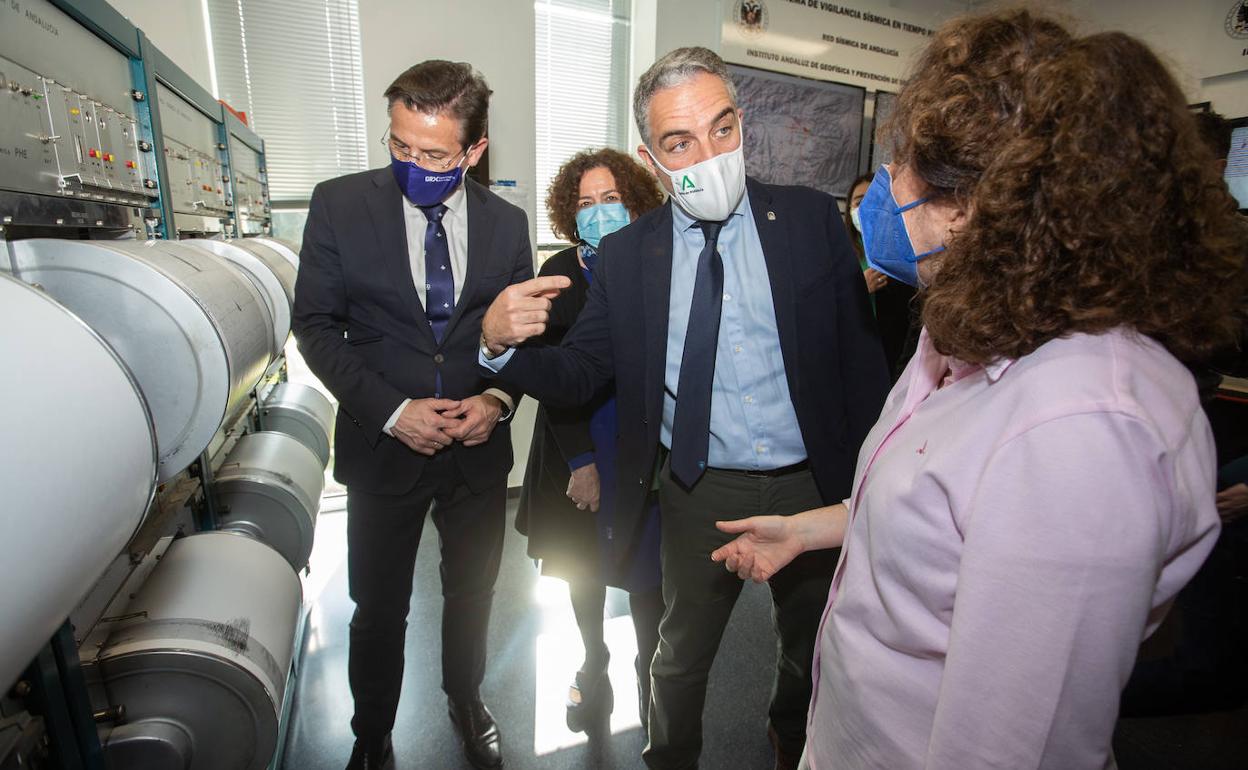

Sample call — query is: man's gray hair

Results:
[633,47,738,147]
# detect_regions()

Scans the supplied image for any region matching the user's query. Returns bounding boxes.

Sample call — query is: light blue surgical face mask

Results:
[575,201,631,249]
[858,165,945,287]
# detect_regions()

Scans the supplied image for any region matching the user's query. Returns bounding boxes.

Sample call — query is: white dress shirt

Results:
[384,184,513,436]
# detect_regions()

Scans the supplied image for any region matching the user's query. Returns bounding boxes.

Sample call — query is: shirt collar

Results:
[983,357,1016,383]
[406,182,466,215]
[671,188,749,232]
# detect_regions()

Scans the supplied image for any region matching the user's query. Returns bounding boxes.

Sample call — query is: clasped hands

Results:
[391,394,503,456]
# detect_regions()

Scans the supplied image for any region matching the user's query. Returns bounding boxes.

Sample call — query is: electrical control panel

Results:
[156,82,229,219]
[0,0,157,209]
[230,132,270,234]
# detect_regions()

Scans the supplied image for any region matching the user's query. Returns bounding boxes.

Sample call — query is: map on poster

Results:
[869,91,897,169]
[729,64,864,197]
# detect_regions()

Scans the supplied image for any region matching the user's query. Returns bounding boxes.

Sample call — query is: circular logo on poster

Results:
[736,0,769,36]
[1228,1,1248,39]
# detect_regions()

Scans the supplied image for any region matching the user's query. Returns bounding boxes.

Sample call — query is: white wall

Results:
[1061,0,1248,117]
[110,0,214,89]
[359,0,538,488]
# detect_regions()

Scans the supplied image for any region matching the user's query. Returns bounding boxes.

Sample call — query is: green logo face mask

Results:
[648,139,746,221]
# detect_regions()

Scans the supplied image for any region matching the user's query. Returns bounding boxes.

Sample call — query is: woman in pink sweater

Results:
[713,9,1247,769]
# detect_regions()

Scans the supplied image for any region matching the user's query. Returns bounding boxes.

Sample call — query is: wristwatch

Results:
[480,333,508,360]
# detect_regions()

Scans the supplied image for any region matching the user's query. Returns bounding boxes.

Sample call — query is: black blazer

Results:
[489,177,890,542]
[515,247,609,574]
[294,169,532,495]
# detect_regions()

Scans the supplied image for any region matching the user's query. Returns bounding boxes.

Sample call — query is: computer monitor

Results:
[1227,117,1248,212]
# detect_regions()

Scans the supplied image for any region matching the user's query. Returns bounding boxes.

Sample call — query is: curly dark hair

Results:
[546,148,665,243]
[886,9,1247,364]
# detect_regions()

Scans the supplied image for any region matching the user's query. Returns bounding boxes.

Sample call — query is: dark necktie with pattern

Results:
[669,219,725,489]
[420,202,454,343]
[420,202,454,399]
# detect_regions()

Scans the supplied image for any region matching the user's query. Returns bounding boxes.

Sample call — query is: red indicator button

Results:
[88,149,98,158]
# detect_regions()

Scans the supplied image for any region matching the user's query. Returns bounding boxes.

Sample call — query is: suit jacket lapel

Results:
[444,179,495,341]
[365,169,435,347]
[748,179,801,406]
[642,203,674,425]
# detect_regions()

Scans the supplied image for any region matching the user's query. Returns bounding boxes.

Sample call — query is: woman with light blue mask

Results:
[515,148,667,735]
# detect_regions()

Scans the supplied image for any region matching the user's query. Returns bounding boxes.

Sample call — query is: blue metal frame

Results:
[20,622,105,770]
[268,603,311,770]
[14,5,285,770]
[49,625,104,769]
[127,52,169,239]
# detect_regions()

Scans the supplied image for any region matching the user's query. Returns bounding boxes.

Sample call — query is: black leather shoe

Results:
[345,734,394,770]
[448,697,503,768]
[566,654,613,733]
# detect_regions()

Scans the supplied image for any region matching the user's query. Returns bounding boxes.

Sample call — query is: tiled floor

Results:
[282,498,1248,770]
[280,498,781,769]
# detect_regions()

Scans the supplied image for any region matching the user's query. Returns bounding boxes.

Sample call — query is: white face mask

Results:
[850,205,862,233]
[648,140,747,222]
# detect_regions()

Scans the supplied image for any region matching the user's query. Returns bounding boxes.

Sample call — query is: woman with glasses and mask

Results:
[517,148,666,734]
[711,9,1246,768]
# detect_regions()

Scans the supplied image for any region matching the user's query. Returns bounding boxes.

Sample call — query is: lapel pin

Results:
[767,211,776,221]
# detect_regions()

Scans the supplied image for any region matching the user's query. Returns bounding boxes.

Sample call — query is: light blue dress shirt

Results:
[480,193,807,470]
[664,193,806,469]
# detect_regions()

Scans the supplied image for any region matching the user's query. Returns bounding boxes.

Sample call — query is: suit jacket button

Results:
[433,353,445,364]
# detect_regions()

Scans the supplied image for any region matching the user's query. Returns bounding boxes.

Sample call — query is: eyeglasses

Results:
[381,130,470,172]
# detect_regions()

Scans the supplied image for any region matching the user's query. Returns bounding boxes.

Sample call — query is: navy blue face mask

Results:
[858,165,945,287]
[390,152,467,207]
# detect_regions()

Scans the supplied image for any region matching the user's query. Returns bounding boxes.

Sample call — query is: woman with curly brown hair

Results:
[711,8,1246,768]
[516,147,666,734]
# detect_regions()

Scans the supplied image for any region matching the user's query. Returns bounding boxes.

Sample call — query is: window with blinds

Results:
[535,0,632,246]
[205,0,368,203]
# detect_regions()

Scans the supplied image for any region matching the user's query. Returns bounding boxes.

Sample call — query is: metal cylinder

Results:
[0,274,157,692]
[260,382,335,467]
[214,431,324,571]
[183,239,294,359]
[6,239,273,481]
[99,532,301,770]
[248,236,299,271]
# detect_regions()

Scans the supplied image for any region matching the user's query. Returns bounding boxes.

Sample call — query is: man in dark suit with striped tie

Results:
[293,60,532,770]
[479,47,889,770]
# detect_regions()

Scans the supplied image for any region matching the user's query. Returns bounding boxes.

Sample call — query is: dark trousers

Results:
[643,461,837,770]
[1120,518,1248,716]
[346,453,507,742]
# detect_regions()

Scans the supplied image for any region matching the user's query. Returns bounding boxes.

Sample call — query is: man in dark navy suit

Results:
[479,47,889,770]
[293,60,531,770]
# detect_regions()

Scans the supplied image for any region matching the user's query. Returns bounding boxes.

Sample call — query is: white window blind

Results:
[535,0,631,245]
[206,0,368,202]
